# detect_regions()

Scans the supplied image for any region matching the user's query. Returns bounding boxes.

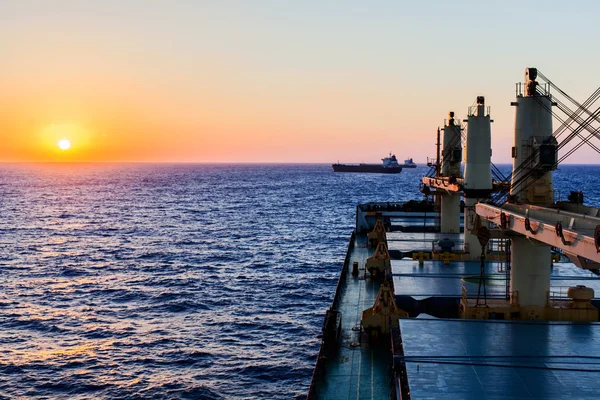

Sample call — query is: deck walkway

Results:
[311,235,392,400]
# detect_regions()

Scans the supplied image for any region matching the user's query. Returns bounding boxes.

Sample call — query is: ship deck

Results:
[399,318,600,399]
[309,235,392,399]
[309,206,600,399]
[391,260,600,299]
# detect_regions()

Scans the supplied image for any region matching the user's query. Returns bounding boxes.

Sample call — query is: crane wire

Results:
[489,78,600,205]
[505,102,600,205]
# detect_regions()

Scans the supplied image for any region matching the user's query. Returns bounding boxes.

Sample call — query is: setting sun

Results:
[58,139,71,150]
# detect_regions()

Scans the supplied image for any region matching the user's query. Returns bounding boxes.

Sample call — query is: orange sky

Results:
[2,1,600,163]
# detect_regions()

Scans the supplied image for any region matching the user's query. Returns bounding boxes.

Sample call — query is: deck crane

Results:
[470,68,600,321]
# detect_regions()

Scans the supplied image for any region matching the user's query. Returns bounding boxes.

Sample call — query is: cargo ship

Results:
[332,153,402,174]
[309,68,600,399]
[402,158,417,168]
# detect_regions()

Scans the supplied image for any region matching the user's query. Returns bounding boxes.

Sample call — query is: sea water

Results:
[0,163,598,399]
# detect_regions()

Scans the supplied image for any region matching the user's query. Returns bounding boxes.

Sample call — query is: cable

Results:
[538,70,600,126]
[510,103,600,203]
[491,80,600,206]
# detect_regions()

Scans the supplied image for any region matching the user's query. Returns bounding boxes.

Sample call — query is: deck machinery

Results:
[308,68,600,399]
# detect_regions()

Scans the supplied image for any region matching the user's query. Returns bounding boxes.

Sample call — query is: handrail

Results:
[307,229,356,399]
[467,105,491,117]
[547,286,572,306]
[331,230,356,310]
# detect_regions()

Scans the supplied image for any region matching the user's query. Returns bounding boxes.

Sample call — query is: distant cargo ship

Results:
[332,153,402,174]
[403,157,417,168]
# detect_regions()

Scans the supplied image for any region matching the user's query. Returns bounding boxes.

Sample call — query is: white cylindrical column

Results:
[511,69,554,205]
[510,236,551,307]
[442,113,461,178]
[509,68,554,309]
[464,99,492,195]
[440,112,462,234]
[440,193,460,234]
[463,97,493,258]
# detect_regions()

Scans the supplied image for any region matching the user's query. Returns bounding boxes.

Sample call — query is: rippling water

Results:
[0,163,597,399]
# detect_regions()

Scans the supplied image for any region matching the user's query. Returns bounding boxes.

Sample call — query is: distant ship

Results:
[403,157,417,168]
[332,153,402,174]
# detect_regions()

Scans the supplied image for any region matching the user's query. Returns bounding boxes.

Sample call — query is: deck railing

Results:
[331,230,355,310]
[547,286,570,306]
[307,229,356,399]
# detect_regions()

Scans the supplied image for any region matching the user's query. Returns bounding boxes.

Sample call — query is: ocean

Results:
[0,163,598,399]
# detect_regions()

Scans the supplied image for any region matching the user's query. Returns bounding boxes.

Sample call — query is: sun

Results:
[58,139,71,150]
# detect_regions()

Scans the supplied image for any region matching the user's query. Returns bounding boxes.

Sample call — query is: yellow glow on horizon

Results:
[58,139,71,150]
[37,123,93,159]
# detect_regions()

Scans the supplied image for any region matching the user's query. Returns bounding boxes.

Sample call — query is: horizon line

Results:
[2,161,600,166]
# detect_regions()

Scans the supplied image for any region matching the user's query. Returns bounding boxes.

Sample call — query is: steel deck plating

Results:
[400,318,600,399]
[309,213,600,399]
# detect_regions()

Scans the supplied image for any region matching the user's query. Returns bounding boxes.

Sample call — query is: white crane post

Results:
[509,68,557,308]
[463,97,493,258]
[440,112,462,234]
